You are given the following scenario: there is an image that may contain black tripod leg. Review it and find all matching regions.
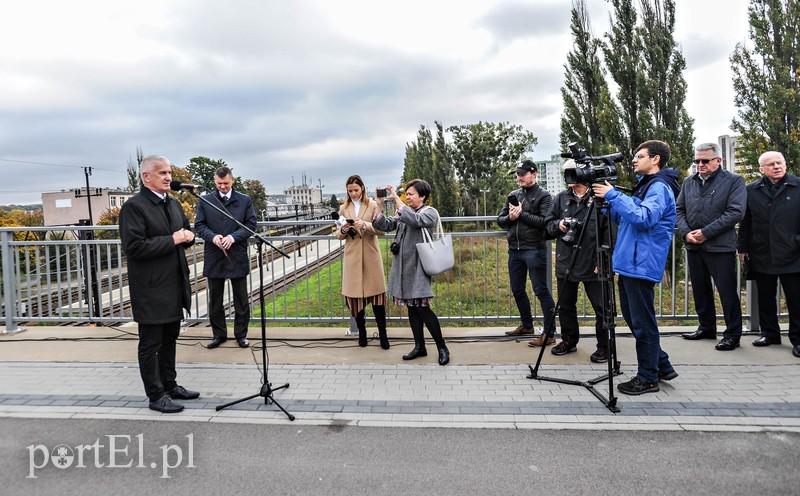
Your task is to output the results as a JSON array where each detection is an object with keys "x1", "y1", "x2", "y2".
[{"x1": 216, "y1": 393, "x2": 262, "y2": 411}]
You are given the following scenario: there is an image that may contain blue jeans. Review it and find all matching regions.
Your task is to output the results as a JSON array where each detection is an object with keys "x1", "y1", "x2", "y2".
[
  {"x1": 508, "y1": 248, "x2": 555, "y2": 334},
  {"x1": 618, "y1": 275, "x2": 674, "y2": 383}
]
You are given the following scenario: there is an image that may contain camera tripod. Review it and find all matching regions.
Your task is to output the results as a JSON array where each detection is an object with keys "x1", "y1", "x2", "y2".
[{"x1": 526, "y1": 191, "x2": 621, "y2": 413}]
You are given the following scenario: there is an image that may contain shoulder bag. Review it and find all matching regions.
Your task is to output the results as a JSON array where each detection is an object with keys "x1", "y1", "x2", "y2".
[{"x1": 416, "y1": 212, "x2": 454, "y2": 276}]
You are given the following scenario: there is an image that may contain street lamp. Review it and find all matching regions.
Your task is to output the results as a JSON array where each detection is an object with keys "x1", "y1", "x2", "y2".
[{"x1": 318, "y1": 178, "x2": 325, "y2": 208}]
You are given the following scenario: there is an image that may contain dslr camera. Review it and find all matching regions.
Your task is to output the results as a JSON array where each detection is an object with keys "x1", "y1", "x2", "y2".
[
  {"x1": 562, "y1": 142, "x2": 622, "y2": 185},
  {"x1": 390, "y1": 241, "x2": 400, "y2": 255},
  {"x1": 561, "y1": 217, "x2": 583, "y2": 244}
]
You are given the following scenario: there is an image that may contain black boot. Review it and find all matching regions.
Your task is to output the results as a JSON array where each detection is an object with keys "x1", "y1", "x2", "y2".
[
  {"x1": 404, "y1": 307, "x2": 427, "y2": 359},
  {"x1": 437, "y1": 345, "x2": 450, "y2": 366},
  {"x1": 356, "y1": 310, "x2": 368, "y2": 347},
  {"x1": 374, "y1": 305, "x2": 390, "y2": 350}
]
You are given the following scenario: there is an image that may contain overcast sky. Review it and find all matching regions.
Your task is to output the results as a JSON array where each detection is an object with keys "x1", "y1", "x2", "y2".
[{"x1": 0, "y1": 0, "x2": 751, "y2": 206}]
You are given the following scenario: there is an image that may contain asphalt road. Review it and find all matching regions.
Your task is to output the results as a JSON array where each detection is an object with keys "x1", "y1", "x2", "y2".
[{"x1": 3, "y1": 418, "x2": 796, "y2": 496}]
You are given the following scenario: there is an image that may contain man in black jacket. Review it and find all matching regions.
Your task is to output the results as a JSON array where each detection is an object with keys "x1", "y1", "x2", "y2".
[
  {"x1": 120, "y1": 155, "x2": 200, "y2": 413},
  {"x1": 194, "y1": 167, "x2": 257, "y2": 349},
  {"x1": 498, "y1": 160, "x2": 556, "y2": 347},
  {"x1": 677, "y1": 143, "x2": 746, "y2": 351},
  {"x1": 545, "y1": 162, "x2": 613, "y2": 362},
  {"x1": 738, "y1": 151, "x2": 800, "y2": 358}
]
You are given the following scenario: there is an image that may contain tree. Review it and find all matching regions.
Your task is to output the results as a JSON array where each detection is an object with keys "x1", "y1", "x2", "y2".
[
  {"x1": 560, "y1": 0, "x2": 618, "y2": 157},
  {"x1": 731, "y1": 0, "x2": 800, "y2": 175},
  {"x1": 448, "y1": 121, "x2": 537, "y2": 216},
  {"x1": 169, "y1": 166, "x2": 198, "y2": 220},
  {"x1": 126, "y1": 146, "x2": 143, "y2": 191},
  {"x1": 329, "y1": 194, "x2": 339, "y2": 209},
  {"x1": 401, "y1": 122, "x2": 459, "y2": 216},
  {"x1": 186, "y1": 156, "x2": 241, "y2": 192},
  {"x1": 240, "y1": 178, "x2": 268, "y2": 220}
]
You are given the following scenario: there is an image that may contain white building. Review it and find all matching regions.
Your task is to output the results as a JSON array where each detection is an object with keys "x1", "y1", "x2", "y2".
[{"x1": 42, "y1": 188, "x2": 134, "y2": 226}]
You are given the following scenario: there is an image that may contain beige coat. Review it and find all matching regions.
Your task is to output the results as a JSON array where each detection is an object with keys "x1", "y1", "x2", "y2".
[{"x1": 336, "y1": 198, "x2": 387, "y2": 298}]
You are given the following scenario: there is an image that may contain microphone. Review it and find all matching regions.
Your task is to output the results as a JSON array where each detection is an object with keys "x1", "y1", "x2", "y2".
[{"x1": 170, "y1": 180, "x2": 201, "y2": 191}]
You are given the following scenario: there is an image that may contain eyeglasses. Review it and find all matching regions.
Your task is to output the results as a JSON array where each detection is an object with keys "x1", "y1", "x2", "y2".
[
  {"x1": 692, "y1": 157, "x2": 720, "y2": 165},
  {"x1": 634, "y1": 153, "x2": 654, "y2": 160}
]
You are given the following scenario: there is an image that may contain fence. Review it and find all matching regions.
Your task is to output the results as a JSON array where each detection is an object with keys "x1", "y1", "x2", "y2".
[{"x1": 0, "y1": 218, "x2": 778, "y2": 332}]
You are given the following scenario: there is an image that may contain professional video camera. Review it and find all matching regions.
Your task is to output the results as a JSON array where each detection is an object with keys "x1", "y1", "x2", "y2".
[
  {"x1": 561, "y1": 217, "x2": 583, "y2": 244},
  {"x1": 561, "y1": 142, "x2": 623, "y2": 185}
]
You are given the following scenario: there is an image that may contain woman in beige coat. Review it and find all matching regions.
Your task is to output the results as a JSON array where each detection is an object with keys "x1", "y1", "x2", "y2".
[{"x1": 336, "y1": 175, "x2": 389, "y2": 349}]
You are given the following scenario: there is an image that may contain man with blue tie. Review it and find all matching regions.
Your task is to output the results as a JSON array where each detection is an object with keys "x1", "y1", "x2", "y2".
[{"x1": 194, "y1": 167, "x2": 258, "y2": 349}]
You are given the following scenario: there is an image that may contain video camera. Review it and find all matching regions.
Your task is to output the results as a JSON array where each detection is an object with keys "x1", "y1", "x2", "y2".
[{"x1": 561, "y1": 142, "x2": 623, "y2": 185}]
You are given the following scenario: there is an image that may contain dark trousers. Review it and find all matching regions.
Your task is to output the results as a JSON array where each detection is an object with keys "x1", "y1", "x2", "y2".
[
  {"x1": 556, "y1": 278, "x2": 609, "y2": 350},
  {"x1": 508, "y1": 248, "x2": 556, "y2": 334},
  {"x1": 754, "y1": 272, "x2": 800, "y2": 345},
  {"x1": 208, "y1": 276, "x2": 250, "y2": 340},
  {"x1": 618, "y1": 275, "x2": 674, "y2": 383},
  {"x1": 687, "y1": 251, "x2": 742, "y2": 339},
  {"x1": 137, "y1": 321, "x2": 180, "y2": 402}
]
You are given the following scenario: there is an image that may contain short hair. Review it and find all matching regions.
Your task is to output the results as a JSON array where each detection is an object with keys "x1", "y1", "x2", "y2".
[
  {"x1": 344, "y1": 174, "x2": 367, "y2": 205},
  {"x1": 140, "y1": 155, "x2": 170, "y2": 174},
  {"x1": 695, "y1": 143, "x2": 721, "y2": 156},
  {"x1": 215, "y1": 166, "x2": 233, "y2": 179},
  {"x1": 758, "y1": 151, "x2": 785, "y2": 166},
  {"x1": 405, "y1": 179, "x2": 432, "y2": 203},
  {"x1": 636, "y1": 140, "x2": 671, "y2": 168}
]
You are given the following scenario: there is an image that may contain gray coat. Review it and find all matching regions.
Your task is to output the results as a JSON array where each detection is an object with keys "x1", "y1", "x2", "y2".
[
  {"x1": 676, "y1": 168, "x2": 746, "y2": 252},
  {"x1": 372, "y1": 205, "x2": 439, "y2": 301}
]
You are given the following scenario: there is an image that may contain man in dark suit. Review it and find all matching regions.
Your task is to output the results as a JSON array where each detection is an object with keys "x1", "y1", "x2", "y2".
[
  {"x1": 194, "y1": 166, "x2": 257, "y2": 349},
  {"x1": 738, "y1": 151, "x2": 800, "y2": 358},
  {"x1": 120, "y1": 155, "x2": 200, "y2": 414}
]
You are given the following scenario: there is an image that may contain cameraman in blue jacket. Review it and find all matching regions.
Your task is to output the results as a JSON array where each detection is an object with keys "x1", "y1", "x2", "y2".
[{"x1": 592, "y1": 140, "x2": 680, "y2": 395}]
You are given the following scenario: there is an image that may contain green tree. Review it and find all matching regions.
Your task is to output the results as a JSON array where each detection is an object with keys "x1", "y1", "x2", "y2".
[
  {"x1": 448, "y1": 121, "x2": 536, "y2": 215},
  {"x1": 186, "y1": 157, "x2": 241, "y2": 192},
  {"x1": 240, "y1": 178, "x2": 267, "y2": 220},
  {"x1": 731, "y1": 0, "x2": 800, "y2": 175},
  {"x1": 560, "y1": 0, "x2": 618, "y2": 157},
  {"x1": 401, "y1": 122, "x2": 459, "y2": 216},
  {"x1": 126, "y1": 147, "x2": 143, "y2": 192},
  {"x1": 329, "y1": 194, "x2": 339, "y2": 209}
]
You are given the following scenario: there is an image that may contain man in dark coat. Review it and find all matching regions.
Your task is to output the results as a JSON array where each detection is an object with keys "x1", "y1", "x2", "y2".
[
  {"x1": 194, "y1": 166, "x2": 257, "y2": 349},
  {"x1": 738, "y1": 151, "x2": 800, "y2": 358},
  {"x1": 677, "y1": 143, "x2": 746, "y2": 351},
  {"x1": 545, "y1": 161, "x2": 614, "y2": 363},
  {"x1": 120, "y1": 155, "x2": 199, "y2": 413}
]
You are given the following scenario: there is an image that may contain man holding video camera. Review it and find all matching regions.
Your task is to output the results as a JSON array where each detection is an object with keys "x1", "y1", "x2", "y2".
[
  {"x1": 498, "y1": 159, "x2": 556, "y2": 346},
  {"x1": 592, "y1": 140, "x2": 680, "y2": 395},
  {"x1": 545, "y1": 160, "x2": 613, "y2": 362}
]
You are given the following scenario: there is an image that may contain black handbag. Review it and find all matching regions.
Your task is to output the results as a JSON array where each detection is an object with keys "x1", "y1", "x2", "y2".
[{"x1": 742, "y1": 256, "x2": 756, "y2": 281}]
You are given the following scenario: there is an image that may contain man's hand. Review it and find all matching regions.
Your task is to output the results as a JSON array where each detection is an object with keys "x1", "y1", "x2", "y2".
[
  {"x1": 591, "y1": 181, "x2": 613, "y2": 198},
  {"x1": 559, "y1": 219, "x2": 569, "y2": 233},
  {"x1": 508, "y1": 203, "x2": 522, "y2": 221},
  {"x1": 689, "y1": 229, "x2": 706, "y2": 244},
  {"x1": 173, "y1": 229, "x2": 194, "y2": 245},
  {"x1": 739, "y1": 252, "x2": 748, "y2": 263},
  {"x1": 213, "y1": 234, "x2": 233, "y2": 249}
]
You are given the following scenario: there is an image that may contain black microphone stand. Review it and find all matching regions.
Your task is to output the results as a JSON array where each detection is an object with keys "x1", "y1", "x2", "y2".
[
  {"x1": 526, "y1": 190, "x2": 622, "y2": 413},
  {"x1": 179, "y1": 187, "x2": 295, "y2": 420}
]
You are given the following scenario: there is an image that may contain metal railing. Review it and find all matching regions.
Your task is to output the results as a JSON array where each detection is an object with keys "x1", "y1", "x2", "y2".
[{"x1": 0, "y1": 218, "x2": 779, "y2": 331}]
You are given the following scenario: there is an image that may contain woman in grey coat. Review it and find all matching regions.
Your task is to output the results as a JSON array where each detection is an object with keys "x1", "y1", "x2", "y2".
[{"x1": 373, "y1": 179, "x2": 450, "y2": 365}]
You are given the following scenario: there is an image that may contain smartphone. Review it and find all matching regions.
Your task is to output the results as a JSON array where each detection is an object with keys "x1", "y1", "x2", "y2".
[
  {"x1": 376, "y1": 188, "x2": 388, "y2": 198},
  {"x1": 346, "y1": 219, "x2": 355, "y2": 224},
  {"x1": 507, "y1": 194, "x2": 519, "y2": 207}
]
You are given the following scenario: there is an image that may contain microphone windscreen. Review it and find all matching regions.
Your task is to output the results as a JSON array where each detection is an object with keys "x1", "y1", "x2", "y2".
[{"x1": 169, "y1": 180, "x2": 183, "y2": 191}]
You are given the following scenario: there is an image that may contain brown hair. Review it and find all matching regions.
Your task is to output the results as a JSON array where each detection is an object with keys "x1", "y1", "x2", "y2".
[{"x1": 344, "y1": 174, "x2": 368, "y2": 207}]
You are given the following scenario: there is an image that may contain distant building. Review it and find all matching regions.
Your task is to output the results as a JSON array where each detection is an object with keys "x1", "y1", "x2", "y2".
[
  {"x1": 42, "y1": 188, "x2": 134, "y2": 226},
  {"x1": 283, "y1": 183, "x2": 322, "y2": 205},
  {"x1": 537, "y1": 154, "x2": 567, "y2": 195},
  {"x1": 718, "y1": 134, "x2": 737, "y2": 172}
]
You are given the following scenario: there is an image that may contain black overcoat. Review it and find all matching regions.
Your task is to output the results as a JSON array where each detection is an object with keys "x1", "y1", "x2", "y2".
[
  {"x1": 738, "y1": 174, "x2": 800, "y2": 274},
  {"x1": 120, "y1": 189, "x2": 194, "y2": 324},
  {"x1": 193, "y1": 190, "x2": 257, "y2": 279}
]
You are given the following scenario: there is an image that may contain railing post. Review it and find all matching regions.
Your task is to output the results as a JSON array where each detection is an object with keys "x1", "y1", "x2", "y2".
[
  {"x1": 1, "y1": 230, "x2": 25, "y2": 334},
  {"x1": 746, "y1": 280, "x2": 759, "y2": 333}
]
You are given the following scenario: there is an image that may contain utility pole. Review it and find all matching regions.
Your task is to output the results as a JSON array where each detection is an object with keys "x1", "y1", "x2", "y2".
[{"x1": 74, "y1": 167, "x2": 103, "y2": 320}]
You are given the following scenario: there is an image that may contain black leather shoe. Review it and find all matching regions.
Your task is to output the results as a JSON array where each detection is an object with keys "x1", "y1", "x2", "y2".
[
  {"x1": 207, "y1": 337, "x2": 227, "y2": 349},
  {"x1": 237, "y1": 338, "x2": 250, "y2": 348},
  {"x1": 149, "y1": 394, "x2": 184, "y2": 413},
  {"x1": 437, "y1": 346, "x2": 450, "y2": 366},
  {"x1": 753, "y1": 336, "x2": 781, "y2": 347},
  {"x1": 168, "y1": 385, "x2": 200, "y2": 400},
  {"x1": 793, "y1": 345, "x2": 800, "y2": 358},
  {"x1": 402, "y1": 347, "x2": 428, "y2": 360},
  {"x1": 715, "y1": 337, "x2": 740, "y2": 351},
  {"x1": 658, "y1": 370, "x2": 679, "y2": 381},
  {"x1": 681, "y1": 329, "x2": 717, "y2": 340}
]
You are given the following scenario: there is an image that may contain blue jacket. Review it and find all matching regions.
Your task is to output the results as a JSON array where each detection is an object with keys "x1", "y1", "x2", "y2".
[
  {"x1": 604, "y1": 168, "x2": 680, "y2": 283},
  {"x1": 194, "y1": 190, "x2": 257, "y2": 279}
]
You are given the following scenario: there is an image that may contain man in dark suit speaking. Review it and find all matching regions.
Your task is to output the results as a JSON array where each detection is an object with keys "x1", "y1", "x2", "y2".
[
  {"x1": 194, "y1": 166, "x2": 257, "y2": 349},
  {"x1": 120, "y1": 155, "x2": 200, "y2": 413}
]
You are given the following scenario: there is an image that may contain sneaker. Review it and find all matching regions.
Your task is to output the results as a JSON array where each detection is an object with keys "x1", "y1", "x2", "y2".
[
  {"x1": 617, "y1": 376, "x2": 659, "y2": 395},
  {"x1": 590, "y1": 349, "x2": 608, "y2": 363},
  {"x1": 658, "y1": 370, "x2": 679, "y2": 381},
  {"x1": 551, "y1": 341, "x2": 577, "y2": 356}
]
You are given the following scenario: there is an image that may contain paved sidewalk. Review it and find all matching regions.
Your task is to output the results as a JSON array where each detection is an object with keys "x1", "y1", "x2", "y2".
[{"x1": 1, "y1": 325, "x2": 799, "y2": 432}]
